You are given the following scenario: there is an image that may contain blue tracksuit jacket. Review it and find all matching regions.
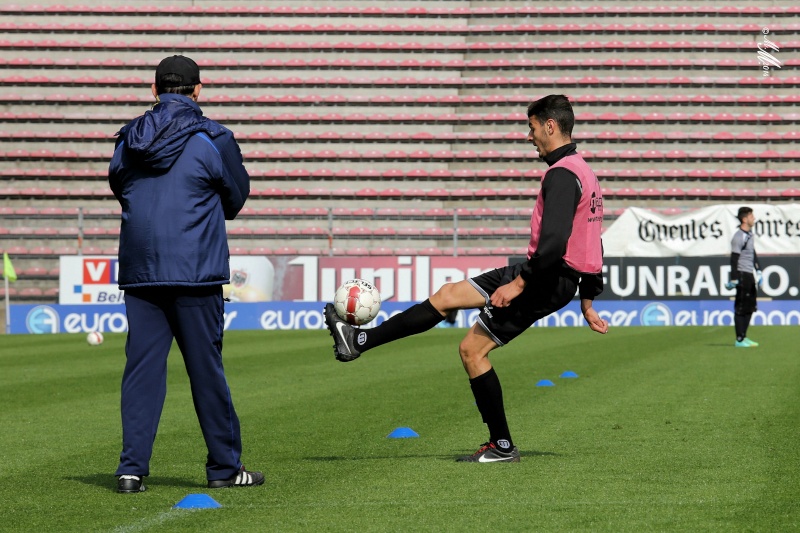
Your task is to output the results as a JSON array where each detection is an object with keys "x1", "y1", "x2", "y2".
[{"x1": 108, "y1": 93, "x2": 249, "y2": 288}]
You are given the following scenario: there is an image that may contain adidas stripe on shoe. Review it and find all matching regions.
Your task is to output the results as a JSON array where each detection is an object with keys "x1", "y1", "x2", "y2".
[
  {"x1": 456, "y1": 442, "x2": 520, "y2": 463},
  {"x1": 207, "y1": 466, "x2": 265, "y2": 489}
]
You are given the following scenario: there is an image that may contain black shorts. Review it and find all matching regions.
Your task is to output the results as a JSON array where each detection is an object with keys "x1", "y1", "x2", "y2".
[
  {"x1": 468, "y1": 263, "x2": 579, "y2": 346},
  {"x1": 734, "y1": 272, "x2": 757, "y2": 315}
]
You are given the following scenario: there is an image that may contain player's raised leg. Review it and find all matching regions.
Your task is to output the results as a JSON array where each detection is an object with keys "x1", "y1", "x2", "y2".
[{"x1": 324, "y1": 279, "x2": 485, "y2": 362}]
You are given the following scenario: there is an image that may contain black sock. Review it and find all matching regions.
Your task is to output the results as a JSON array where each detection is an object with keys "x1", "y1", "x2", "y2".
[
  {"x1": 356, "y1": 299, "x2": 444, "y2": 352},
  {"x1": 734, "y1": 313, "x2": 750, "y2": 341},
  {"x1": 469, "y1": 367, "x2": 513, "y2": 451}
]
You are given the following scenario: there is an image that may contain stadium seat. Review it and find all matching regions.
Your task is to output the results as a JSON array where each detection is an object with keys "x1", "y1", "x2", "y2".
[
  {"x1": 20, "y1": 266, "x2": 50, "y2": 278},
  {"x1": 734, "y1": 189, "x2": 758, "y2": 200},
  {"x1": 639, "y1": 188, "x2": 662, "y2": 200},
  {"x1": 466, "y1": 228, "x2": 494, "y2": 239},
  {"x1": 460, "y1": 247, "x2": 491, "y2": 256},
  {"x1": 686, "y1": 168, "x2": 711, "y2": 181},
  {"x1": 780, "y1": 170, "x2": 800, "y2": 180},
  {"x1": 416, "y1": 247, "x2": 444, "y2": 256},
  {"x1": 19, "y1": 288, "x2": 44, "y2": 298},
  {"x1": 0, "y1": 287, "x2": 17, "y2": 297},
  {"x1": 368, "y1": 247, "x2": 395, "y2": 256},
  {"x1": 246, "y1": 247, "x2": 271, "y2": 256},
  {"x1": 343, "y1": 247, "x2": 370, "y2": 256},
  {"x1": 757, "y1": 189, "x2": 782, "y2": 199},
  {"x1": 296, "y1": 247, "x2": 326, "y2": 256},
  {"x1": 300, "y1": 227, "x2": 330, "y2": 239},
  {"x1": 489, "y1": 247, "x2": 516, "y2": 256},
  {"x1": 272, "y1": 247, "x2": 299, "y2": 255},
  {"x1": 384, "y1": 246, "x2": 412, "y2": 256},
  {"x1": 3, "y1": 242, "x2": 31, "y2": 256}
]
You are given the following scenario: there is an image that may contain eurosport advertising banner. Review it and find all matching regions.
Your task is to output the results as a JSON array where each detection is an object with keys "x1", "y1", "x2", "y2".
[{"x1": 12, "y1": 299, "x2": 800, "y2": 335}]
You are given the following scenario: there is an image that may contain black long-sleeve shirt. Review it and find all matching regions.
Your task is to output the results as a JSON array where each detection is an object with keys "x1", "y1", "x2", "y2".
[{"x1": 519, "y1": 143, "x2": 604, "y2": 300}]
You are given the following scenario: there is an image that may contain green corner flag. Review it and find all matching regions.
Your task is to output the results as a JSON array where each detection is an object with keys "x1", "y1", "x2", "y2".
[{"x1": 3, "y1": 252, "x2": 17, "y2": 282}]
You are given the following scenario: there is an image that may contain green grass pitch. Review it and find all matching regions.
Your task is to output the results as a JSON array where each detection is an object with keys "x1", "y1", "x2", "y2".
[{"x1": 1, "y1": 325, "x2": 798, "y2": 532}]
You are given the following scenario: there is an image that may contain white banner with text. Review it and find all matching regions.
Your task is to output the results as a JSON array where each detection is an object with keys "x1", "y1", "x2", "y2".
[{"x1": 603, "y1": 203, "x2": 800, "y2": 257}]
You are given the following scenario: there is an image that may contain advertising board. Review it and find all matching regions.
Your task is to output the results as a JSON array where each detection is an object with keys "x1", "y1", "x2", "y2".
[{"x1": 11, "y1": 299, "x2": 800, "y2": 334}]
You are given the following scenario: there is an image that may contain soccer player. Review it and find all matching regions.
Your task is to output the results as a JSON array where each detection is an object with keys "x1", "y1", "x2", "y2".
[
  {"x1": 109, "y1": 55, "x2": 262, "y2": 492},
  {"x1": 726, "y1": 207, "x2": 762, "y2": 347},
  {"x1": 325, "y1": 95, "x2": 609, "y2": 463}
]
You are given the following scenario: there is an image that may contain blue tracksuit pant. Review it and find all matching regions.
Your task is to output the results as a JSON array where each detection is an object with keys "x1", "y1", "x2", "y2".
[{"x1": 115, "y1": 285, "x2": 242, "y2": 481}]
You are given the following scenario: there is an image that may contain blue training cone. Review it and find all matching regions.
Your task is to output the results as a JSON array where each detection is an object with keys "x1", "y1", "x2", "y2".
[
  {"x1": 173, "y1": 494, "x2": 222, "y2": 509},
  {"x1": 560, "y1": 371, "x2": 579, "y2": 378},
  {"x1": 387, "y1": 427, "x2": 419, "y2": 438},
  {"x1": 536, "y1": 379, "x2": 555, "y2": 387}
]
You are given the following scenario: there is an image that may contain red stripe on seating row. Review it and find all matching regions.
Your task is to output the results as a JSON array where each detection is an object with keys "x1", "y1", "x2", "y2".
[
  {"x1": 4, "y1": 168, "x2": 799, "y2": 182},
  {"x1": 1, "y1": 40, "x2": 797, "y2": 54},
  {"x1": 1, "y1": 149, "x2": 799, "y2": 162},
  {"x1": 1, "y1": 21, "x2": 797, "y2": 35},
  {"x1": 4, "y1": 57, "x2": 795, "y2": 71},
  {"x1": 2, "y1": 93, "x2": 798, "y2": 107},
  {"x1": 2, "y1": 131, "x2": 800, "y2": 145},
  {"x1": 1, "y1": 5, "x2": 797, "y2": 17},
  {"x1": 3, "y1": 188, "x2": 799, "y2": 201},
  {"x1": 0, "y1": 75, "x2": 795, "y2": 89},
  {"x1": 1, "y1": 111, "x2": 798, "y2": 124}
]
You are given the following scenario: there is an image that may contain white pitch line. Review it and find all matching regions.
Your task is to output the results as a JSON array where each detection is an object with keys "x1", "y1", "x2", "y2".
[{"x1": 112, "y1": 509, "x2": 197, "y2": 533}]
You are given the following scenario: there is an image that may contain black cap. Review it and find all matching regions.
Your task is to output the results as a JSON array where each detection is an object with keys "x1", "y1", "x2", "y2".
[{"x1": 155, "y1": 55, "x2": 201, "y2": 89}]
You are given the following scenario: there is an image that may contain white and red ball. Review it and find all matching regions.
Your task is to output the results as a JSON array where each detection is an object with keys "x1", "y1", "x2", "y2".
[
  {"x1": 86, "y1": 331, "x2": 104, "y2": 346},
  {"x1": 333, "y1": 279, "x2": 381, "y2": 326}
]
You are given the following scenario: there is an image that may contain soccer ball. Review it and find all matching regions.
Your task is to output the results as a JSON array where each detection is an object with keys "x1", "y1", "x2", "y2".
[
  {"x1": 334, "y1": 279, "x2": 381, "y2": 326},
  {"x1": 86, "y1": 331, "x2": 104, "y2": 346}
]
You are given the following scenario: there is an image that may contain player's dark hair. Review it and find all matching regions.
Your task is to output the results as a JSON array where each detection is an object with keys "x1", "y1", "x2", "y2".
[
  {"x1": 156, "y1": 74, "x2": 196, "y2": 96},
  {"x1": 737, "y1": 206, "x2": 753, "y2": 222},
  {"x1": 527, "y1": 95, "x2": 574, "y2": 138}
]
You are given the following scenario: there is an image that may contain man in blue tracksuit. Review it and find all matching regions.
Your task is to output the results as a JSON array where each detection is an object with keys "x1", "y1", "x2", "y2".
[{"x1": 109, "y1": 55, "x2": 262, "y2": 493}]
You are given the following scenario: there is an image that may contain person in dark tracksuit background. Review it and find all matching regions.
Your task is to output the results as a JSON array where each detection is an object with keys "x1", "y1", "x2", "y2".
[{"x1": 109, "y1": 55, "x2": 262, "y2": 493}]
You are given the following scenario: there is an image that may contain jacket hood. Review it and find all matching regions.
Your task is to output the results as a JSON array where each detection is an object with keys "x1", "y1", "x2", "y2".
[{"x1": 117, "y1": 93, "x2": 224, "y2": 170}]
